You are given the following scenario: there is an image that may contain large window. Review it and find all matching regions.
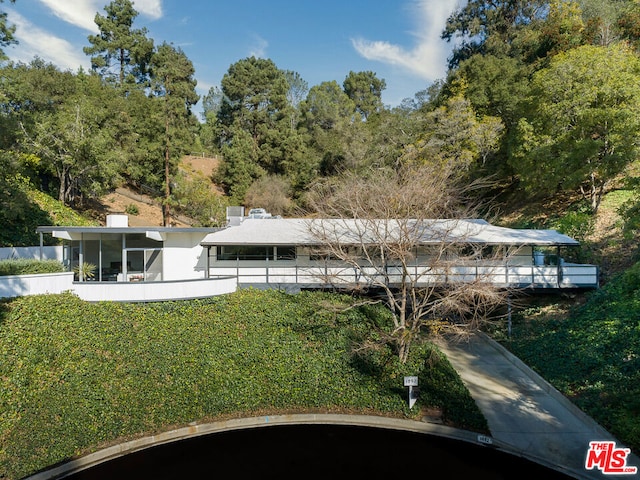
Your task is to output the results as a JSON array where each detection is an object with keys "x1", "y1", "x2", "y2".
[
  {"x1": 101, "y1": 234, "x2": 124, "y2": 281},
  {"x1": 216, "y1": 245, "x2": 297, "y2": 261},
  {"x1": 70, "y1": 232, "x2": 163, "y2": 282},
  {"x1": 218, "y1": 245, "x2": 270, "y2": 261},
  {"x1": 125, "y1": 249, "x2": 162, "y2": 281},
  {"x1": 276, "y1": 246, "x2": 296, "y2": 260}
]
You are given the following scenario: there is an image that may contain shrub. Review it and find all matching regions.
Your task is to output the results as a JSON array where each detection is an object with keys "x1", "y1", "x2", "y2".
[
  {"x1": 550, "y1": 210, "x2": 594, "y2": 242},
  {"x1": 0, "y1": 258, "x2": 64, "y2": 276},
  {"x1": 125, "y1": 203, "x2": 139, "y2": 216}
]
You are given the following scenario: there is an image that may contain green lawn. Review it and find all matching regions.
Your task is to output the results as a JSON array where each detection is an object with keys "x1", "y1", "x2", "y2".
[
  {"x1": 491, "y1": 261, "x2": 640, "y2": 454},
  {"x1": 0, "y1": 289, "x2": 485, "y2": 480}
]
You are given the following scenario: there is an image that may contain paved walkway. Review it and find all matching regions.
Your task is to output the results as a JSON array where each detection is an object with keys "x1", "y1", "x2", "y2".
[{"x1": 438, "y1": 333, "x2": 640, "y2": 480}]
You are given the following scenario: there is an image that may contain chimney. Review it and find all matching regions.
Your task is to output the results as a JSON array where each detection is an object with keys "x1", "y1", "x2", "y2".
[{"x1": 106, "y1": 214, "x2": 129, "y2": 227}]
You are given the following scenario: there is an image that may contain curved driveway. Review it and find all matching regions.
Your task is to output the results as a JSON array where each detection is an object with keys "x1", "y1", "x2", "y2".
[{"x1": 438, "y1": 332, "x2": 640, "y2": 480}]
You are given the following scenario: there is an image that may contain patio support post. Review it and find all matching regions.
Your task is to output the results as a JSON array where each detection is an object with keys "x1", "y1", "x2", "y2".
[
  {"x1": 532, "y1": 259, "x2": 535, "y2": 287},
  {"x1": 79, "y1": 233, "x2": 84, "y2": 282},
  {"x1": 556, "y1": 245, "x2": 561, "y2": 288},
  {"x1": 39, "y1": 232, "x2": 43, "y2": 261},
  {"x1": 205, "y1": 246, "x2": 210, "y2": 279},
  {"x1": 121, "y1": 234, "x2": 126, "y2": 282},
  {"x1": 507, "y1": 294, "x2": 512, "y2": 339},
  {"x1": 98, "y1": 235, "x2": 102, "y2": 282},
  {"x1": 505, "y1": 260, "x2": 509, "y2": 286}
]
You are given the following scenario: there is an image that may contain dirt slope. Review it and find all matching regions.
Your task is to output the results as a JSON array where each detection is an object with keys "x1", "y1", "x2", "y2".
[{"x1": 94, "y1": 155, "x2": 221, "y2": 227}]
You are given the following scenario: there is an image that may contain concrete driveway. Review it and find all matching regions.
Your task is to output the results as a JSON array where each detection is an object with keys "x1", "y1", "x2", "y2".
[{"x1": 438, "y1": 333, "x2": 640, "y2": 480}]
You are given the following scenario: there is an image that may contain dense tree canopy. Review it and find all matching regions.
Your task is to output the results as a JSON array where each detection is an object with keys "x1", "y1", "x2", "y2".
[
  {"x1": 442, "y1": 0, "x2": 548, "y2": 66},
  {"x1": 19, "y1": 71, "x2": 126, "y2": 205},
  {"x1": 513, "y1": 43, "x2": 640, "y2": 212},
  {"x1": 0, "y1": 0, "x2": 639, "y2": 233}
]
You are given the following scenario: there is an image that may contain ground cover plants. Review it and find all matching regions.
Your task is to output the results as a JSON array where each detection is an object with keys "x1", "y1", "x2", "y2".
[
  {"x1": 492, "y1": 261, "x2": 640, "y2": 453},
  {"x1": 0, "y1": 289, "x2": 486, "y2": 480}
]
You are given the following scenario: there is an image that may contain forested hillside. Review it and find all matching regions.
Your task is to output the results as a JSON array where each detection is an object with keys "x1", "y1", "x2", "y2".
[{"x1": 0, "y1": 0, "x2": 639, "y2": 255}]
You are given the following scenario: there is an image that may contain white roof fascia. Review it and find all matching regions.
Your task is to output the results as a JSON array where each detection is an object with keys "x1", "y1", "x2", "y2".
[
  {"x1": 51, "y1": 230, "x2": 75, "y2": 241},
  {"x1": 145, "y1": 231, "x2": 165, "y2": 242}
]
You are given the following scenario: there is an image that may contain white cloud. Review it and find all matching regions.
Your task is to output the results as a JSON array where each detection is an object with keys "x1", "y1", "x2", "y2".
[
  {"x1": 132, "y1": 0, "x2": 163, "y2": 20},
  {"x1": 6, "y1": 10, "x2": 89, "y2": 71},
  {"x1": 38, "y1": 0, "x2": 101, "y2": 33},
  {"x1": 35, "y1": 0, "x2": 163, "y2": 33},
  {"x1": 248, "y1": 34, "x2": 268, "y2": 58},
  {"x1": 351, "y1": 0, "x2": 459, "y2": 81}
]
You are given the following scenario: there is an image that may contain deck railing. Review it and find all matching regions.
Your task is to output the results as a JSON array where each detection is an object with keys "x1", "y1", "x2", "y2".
[{"x1": 208, "y1": 262, "x2": 599, "y2": 289}]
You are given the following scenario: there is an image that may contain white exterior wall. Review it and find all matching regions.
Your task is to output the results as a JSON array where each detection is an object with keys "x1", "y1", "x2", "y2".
[
  {"x1": 73, "y1": 277, "x2": 237, "y2": 302},
  {"x1": 0, "y1": 273, "x2": 236, "y2": 301},
  {"x1": 162, "y1": 232, "x2": 210, "y2": 281},
  {"x1": 0, "y1": 272, "x2": 74, "y2": 298},
  {"x1": 0, "y1": 246, "x2": 64, "y2": 261}
]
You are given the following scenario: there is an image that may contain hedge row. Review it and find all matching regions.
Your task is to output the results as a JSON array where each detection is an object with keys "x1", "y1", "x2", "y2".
[
  {"x1": 0, "y1": 258, "x2": 64, "y2": 276},
  {"x1": 0, "y1": 289, "x2": 486, "y2": 479}
]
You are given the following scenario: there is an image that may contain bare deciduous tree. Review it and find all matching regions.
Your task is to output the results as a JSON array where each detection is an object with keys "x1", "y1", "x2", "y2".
[{"x1": 305, "y1": 165, "x2": 511, "y2": 363}]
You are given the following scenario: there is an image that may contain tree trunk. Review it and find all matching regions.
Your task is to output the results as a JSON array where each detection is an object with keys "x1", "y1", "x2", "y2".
[
  {"x1": 163, "y1": 115, "x2": 171, "y2": 227},
  {"x1": 120, "y1": 48, "x2": 125, "y2": 86}
]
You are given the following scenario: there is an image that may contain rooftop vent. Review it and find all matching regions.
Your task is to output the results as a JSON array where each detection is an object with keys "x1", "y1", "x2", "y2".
[{"x1": 226, "y1": 206, "x2": 245, "y2": 226}]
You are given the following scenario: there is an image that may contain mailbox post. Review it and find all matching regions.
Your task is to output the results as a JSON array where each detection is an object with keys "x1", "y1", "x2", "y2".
[{"x1": 404, "y1": 376, "x2": 419, "y2": 409}]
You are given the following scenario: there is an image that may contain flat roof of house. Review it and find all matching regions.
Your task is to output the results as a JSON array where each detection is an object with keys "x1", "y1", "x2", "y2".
[
  {"x1": 36, "y1": 226, "x2": 220, "y2": 234},
  {"x1": 199, "y1": 218, "x2": 580, "y2": 247}
]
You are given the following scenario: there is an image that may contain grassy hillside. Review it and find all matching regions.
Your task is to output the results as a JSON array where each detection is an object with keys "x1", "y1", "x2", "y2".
[{"x1": 0, "y1": 290, "x2": 485, "y2": 480}]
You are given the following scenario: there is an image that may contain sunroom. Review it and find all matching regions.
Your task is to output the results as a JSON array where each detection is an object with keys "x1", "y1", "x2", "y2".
[{"x1": 36, "y1": 214, "x2": 218, "y2": 283}]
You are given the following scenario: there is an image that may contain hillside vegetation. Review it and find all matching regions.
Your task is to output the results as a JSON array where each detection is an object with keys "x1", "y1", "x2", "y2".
[
  {"x1": 0, "y1": 290, "x2": 485, "y2": 480},
  {"x1": 0, "y1": 176, "x2": 97, "y2": 247}
]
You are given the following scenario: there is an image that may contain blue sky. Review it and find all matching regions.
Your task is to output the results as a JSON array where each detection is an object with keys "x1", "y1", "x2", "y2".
[{"x1": 5, "y1": 0, "x2": 461, "y2": 114}]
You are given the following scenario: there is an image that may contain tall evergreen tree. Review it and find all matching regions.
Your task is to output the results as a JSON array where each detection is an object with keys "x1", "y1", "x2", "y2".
[
  {"x1": 442, "y1": 0, "x2": 548, "y2": 66},
  {"x1": 299, "y1": 80, "x2": 356, "y2": 174},
  {"x1": 214, "y1": 57, "x2": 311, "y2": 203},
  {"x1": 84, "y1": 0, "x2": 154, "y2": 87},
  {"x1": 150, "y1": 42, "x2": 199, "y2": 226},
  {"x1": 0, "y1": 0, "x2": 16, "y2": 60},
  {"x1": 342, "y1": 70, "x2": 386, "y2": 121}
]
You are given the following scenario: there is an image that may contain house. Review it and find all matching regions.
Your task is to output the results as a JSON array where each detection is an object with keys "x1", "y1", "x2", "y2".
[
  {"x1": 200, "y1": 209, "x2": 599, "y2": 291},
  {"x1": 30, "y1": 210, "x2": 598, "y2": 301}
]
